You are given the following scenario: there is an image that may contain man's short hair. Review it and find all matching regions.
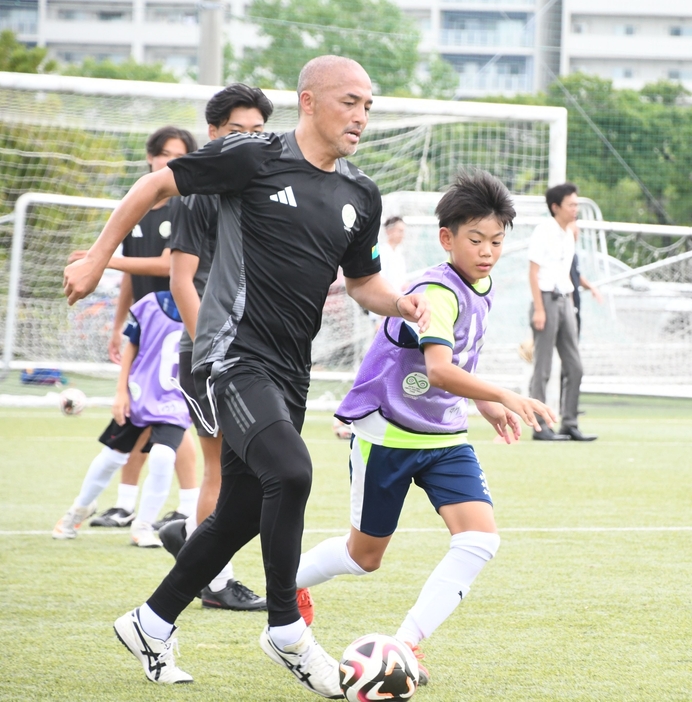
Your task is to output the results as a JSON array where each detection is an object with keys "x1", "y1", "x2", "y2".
[
  {"x1": 383, "y1": 216, "x2": 404, "y2": 230},
  {"x1": 435, "y1": 170, "x2": 515, "y2": 232},
  {"x1": 146, "y1": 126, "x2": 197, "y2": 157},
  {"x1": 546, "y1": 182, "x2": 578, "y2": 217},
  {"x1": 205, "y1": 83, "x2": 274, "y2": 127}
]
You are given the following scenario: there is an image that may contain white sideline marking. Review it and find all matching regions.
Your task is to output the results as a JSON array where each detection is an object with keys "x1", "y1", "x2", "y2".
[{"x1": 3, "y1": 526, "x2": 692, "y2": 537}]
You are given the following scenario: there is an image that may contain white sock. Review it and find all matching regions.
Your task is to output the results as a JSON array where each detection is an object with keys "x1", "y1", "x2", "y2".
[
  {"x1": 208, "y1": 562, "x2": 235, "y2": 592},
  {"x1": 177, "y1": 488, "x2": 199, "y2": 518},
  {"x1": 138, "y1": 603, "x2": 174, "y2": 641},
  {"x1": 136, "y1": 444, "x2": 176, "y2": 524},
  {"x1": 296, "y1": 534, "x2": 367, "y2": 588},
  {"x1": 75, "y1": 447, "x2": 129, "y2": 508},
  {"x1": 116, "y1": 483, "x2": 139, "y2": 513},
  {"x1": 184, "y1": 513, "x2": 198, "y2": 538},
  {"x1": 269, "y1": 618, "x2": 307, "y2": 649},
  {"x1": 396, "y1": 531, "x2": 500, "y2": 644}
]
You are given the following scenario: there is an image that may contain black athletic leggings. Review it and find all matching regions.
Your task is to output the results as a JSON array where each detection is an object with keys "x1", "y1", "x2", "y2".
[{"x1": 147, "y1": 419, "x2": 313, "y2": 627}]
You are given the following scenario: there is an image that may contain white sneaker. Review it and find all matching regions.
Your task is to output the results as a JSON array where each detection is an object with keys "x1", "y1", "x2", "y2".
[
  {"x1": 52, "y1": 501, "x2": 97, "y2": 540},
  {"x1": 130, "y1": 520, "x2": 162, "y2": 548},
  {"x1": 259, "y1": 625, "x2": 344, "y2": 699},
  {"x1": 114, "y1": 608, "x2": 192, "y2": 684}
]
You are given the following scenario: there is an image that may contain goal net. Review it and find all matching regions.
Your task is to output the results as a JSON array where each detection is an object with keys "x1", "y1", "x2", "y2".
[
  {"x1": 380, "y1": 191, "x2": 692, "y2": 398},
  {"x1": 0, "y1": 72, "x2": 566, "y2": 404}
]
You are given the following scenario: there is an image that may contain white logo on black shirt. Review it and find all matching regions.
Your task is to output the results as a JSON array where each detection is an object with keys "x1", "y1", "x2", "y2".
[
  {"x1": 131, "y1": 225, "x2": 143, "y2": 238},
  {"x1": 270, "y1": 186, "x2": 297, "y2": 208},
  {"x1": 159, "y1": 221, "x2": 171, "y2": 238}
]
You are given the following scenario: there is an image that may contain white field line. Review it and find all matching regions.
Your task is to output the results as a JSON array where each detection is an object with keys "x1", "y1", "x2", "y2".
[{"x1": 3, "y1": 526, "x2": 692, "y2": 537}]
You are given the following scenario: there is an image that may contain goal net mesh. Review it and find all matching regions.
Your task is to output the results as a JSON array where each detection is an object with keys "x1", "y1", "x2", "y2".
[{"x1": 0, "y1": 76, "x2": 560, "y2": 398}]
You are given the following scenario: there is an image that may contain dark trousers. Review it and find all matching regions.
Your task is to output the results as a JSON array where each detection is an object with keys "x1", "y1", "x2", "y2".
[
  {"x1": 147, "y1": 365, "x2": 312, "y2": 628},
  {"x1": 530, "y1": 292, "x2": 583, "y2": 429}
]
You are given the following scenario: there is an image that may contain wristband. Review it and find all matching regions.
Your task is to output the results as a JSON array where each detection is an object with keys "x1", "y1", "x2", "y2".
[{"x1": 395, "y1": 296, "x2": 403, "y2": 315}]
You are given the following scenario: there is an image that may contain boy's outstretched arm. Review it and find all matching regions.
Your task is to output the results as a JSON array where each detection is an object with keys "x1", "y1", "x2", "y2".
[
  {"x1": 423, "y1": 343, "x2": 555, "y2": 432},
  {"x1": 113, "y1": 342, "x2": 138, "y2": 426}
]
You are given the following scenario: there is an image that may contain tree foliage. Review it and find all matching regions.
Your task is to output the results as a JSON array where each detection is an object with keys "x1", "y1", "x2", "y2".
[
  {"x1": 235, "y1": 0, "x2": 420, "y2": 95},
  {"x1": 61, "y1": 57, "x2": 178, "y2": 83},
  {"x1": 486, "y1": 73, "x2": 692, "y2": 226},
  {"x1": 0, "y1": 29, "x2": 56, "y2": 73}
]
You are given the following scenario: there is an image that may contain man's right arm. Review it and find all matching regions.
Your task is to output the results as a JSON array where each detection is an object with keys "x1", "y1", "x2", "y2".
[
  {"x1": 63, "y1": 167, "x2": 179, "y2": 305},
  {"x1": 170, "y1": 251, "x2": 201, "y2": 341}
]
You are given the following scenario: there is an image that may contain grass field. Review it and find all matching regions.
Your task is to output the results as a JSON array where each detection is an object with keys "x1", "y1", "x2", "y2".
[{"x1": 1, "y1": 395, "x2": 691, "y2": 701}]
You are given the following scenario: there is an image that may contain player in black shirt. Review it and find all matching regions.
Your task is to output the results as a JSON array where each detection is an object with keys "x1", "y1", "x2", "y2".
[
  {"x1": 65, "y1": 56, "x2": 430, "y2": 697},
  {"x1": 165, "y1": 84, "x2": 273, "y2": 611}
]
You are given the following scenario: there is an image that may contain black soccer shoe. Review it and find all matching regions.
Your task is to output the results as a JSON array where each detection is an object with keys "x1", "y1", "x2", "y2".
[
  {"x1": 90, "y1": 507, "x2": 135, "y2": 527},
  {"x1": 201, "y1": 580, "x2": 267, "y2": 611},
  {"x1": 152, "y1": 511, "x2": 187, "y2": 531},
  {"x1": 158, "y1": 519, "x2": 187, "y2": 559}
]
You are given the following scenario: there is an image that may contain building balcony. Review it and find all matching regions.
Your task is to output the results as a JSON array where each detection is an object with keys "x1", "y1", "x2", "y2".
[
  {"x1": 440, "y1": 27, "x2": 533, "y2": 48},
  {"x1": 455, "y1": 71, "x2": 532, "y2": 95},
  {"x1": 567, "y1": 33, "x2": 692, "y2": 61}
]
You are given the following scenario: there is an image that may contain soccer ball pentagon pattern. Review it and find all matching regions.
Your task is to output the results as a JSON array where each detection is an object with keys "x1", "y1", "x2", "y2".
[
  {"x1": 340, "y1": 633, "x2": 419, "y2": 701},
  {"x1": 59, "y1": 388, "x2": 87, "y2": 416},
  {"x1": 332, "y1": 417, "x2": 353, "y2": 440}
]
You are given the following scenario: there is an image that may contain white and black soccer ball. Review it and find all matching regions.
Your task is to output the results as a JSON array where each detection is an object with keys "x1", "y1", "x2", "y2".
[
  {"x1": 332, "y1": 418, "x2": 353, "y2": 441},
  {"x1": 340, "y1": 633, "x2": 419, "y2": 702},
  {"x1": 59, "y1": 388, "x2": 87, "y2": 416}
]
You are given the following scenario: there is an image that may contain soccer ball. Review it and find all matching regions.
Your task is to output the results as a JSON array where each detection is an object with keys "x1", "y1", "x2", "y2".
[
  {"x1": 332, "y1": 418, "x2": 353, "y2": 440},
  {"x1": 59, "y1": 388, "x2": 87, "y2": 416},
  {"x1": 340, "y1": 633, "x2": 419, "y2": 701}
]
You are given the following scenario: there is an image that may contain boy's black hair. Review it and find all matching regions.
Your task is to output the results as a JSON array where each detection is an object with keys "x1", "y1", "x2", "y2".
[
  {"x1": 146, "y1": 126, "x2": 197, "y2": 157},
  {"x1": 435, "y1": 170, "x2": 515, "y2": 232},
  {"x1": 546, "y1": 182, "x2": 578, "y2": 217},
  {"x1": 383, "y1": 216, "x2": 404, "y2": 230},
  {"x1": 205, "y1": 83, "x2": 274, "y2": 127}
]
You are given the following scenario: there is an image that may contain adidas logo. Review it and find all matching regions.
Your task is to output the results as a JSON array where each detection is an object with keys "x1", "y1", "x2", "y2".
[{"x1": 270, "y1": 186, "x2": 297, "y2": 207}]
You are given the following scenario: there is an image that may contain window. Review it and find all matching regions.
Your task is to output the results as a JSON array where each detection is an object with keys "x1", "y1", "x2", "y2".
[
  {"x1": 670, "y1": 26, "x2": 682, "y2": 36},
  {"x1": 669, "y1": 70, "x2": 680, "y2": 80},
  {"x1": 614, "y1": 24, "x2": 635, "y2": 36},
  {"x1": 572, "y1": 23, "x2": 584, "y2": 34},
  {"x1": 99, "y1": 11, "x2": 125, "y2": 21}
]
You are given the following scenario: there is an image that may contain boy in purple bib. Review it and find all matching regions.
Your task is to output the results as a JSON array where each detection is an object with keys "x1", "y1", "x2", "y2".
[
  {"x1": 296, "y1": 171, "x2": 555, "y2": 684},
  {"x1": 53, "y1": 291, "x2": 191, "y2": 547}
]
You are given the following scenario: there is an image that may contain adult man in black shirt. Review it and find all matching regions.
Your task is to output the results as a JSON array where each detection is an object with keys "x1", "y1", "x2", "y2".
[{"x1": 64, "y1": 55, "x2": 429, "y2": 697}]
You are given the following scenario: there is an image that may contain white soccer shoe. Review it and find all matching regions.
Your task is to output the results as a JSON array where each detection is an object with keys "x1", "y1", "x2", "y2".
[
  {"x1": 259, "y1": 625, "x2": 344, "y2": 699},
  {"x1": 113, "y1": 608, "x2": 193, "y2": 684},
  {"x1": 130, "y1": 520, "x2": 162, "y2": 548},
  {"x1": 52, "y1": 501, "x2": 97, "y2": 540}
]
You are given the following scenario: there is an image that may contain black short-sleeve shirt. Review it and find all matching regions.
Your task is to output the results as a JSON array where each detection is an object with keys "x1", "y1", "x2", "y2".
[
  {"x1": 121, "y1": 199, "x2": 179, "y2": 301},
  {"x1": 168, "y1": 130, "x2": 382, "y2": 380}
]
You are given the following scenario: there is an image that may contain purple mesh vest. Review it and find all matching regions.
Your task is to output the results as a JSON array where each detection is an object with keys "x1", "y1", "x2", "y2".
[
  {"x1": 128, "y1": 293, "x2": 191, "y2": 429},
  {"x1": 337, "y1": 262, "x2": 493, "y2": 435}
]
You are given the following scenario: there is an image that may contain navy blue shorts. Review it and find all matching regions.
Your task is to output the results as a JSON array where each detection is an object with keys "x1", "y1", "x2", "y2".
[{"x1": 349, "y1": 439, "x2": 493, "y2": 537}]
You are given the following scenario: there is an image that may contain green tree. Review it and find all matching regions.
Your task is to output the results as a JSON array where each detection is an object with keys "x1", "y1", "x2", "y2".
[
  {"x1": 418, "y1": 54, "x2": 458, "y2": 100},
  {"x1": 238, "y1": 0, "x2": 420, "y2": 95},
  {"x1": 0, "y1": 29, "x2": 56, "y2": 73},
  {"x1": 61, "y1": 56, "x2": 178, "y2": 83}
]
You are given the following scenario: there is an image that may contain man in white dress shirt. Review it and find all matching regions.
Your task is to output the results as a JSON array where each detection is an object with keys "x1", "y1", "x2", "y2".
[{"x1": 528, "y1": 183, "x2": 597, "y2": 442}]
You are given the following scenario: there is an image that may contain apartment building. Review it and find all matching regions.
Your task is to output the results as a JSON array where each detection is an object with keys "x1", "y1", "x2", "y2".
[
  {"x1": 398, "y1": 0, "x2": 562, "y2": 97},
  {"x1": 6, "y1": 0, "x2": 692, "y2": 97},
  {"x1": 562, "y1": 0, "x2": 692, "y2": 90},
  {"x1": 5, "y1": 0, "x2": 260, "y2": 76}
]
